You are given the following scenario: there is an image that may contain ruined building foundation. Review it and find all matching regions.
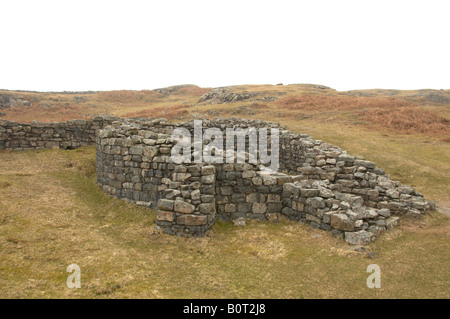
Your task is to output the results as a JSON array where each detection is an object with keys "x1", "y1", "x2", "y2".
[
  {"x1": 93, "y1": 117, "x2": 435, "y2": 245},
  {"x1": 0, "y1": 116, "x2": 435, "y2": 245}
]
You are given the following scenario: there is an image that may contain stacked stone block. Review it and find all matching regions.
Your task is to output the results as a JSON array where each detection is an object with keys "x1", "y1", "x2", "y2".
[
  {"x1": 278, "y1": 131, "x2": 435, "y2": 215},
  {"x1": 96, "y1": 122, "x2": 176, "y2": 208},
  {"x1": 0, "y1": 115, "x2": 119, "y2": 150},
  {"x1": 216, "y1": 166, "x2": 293, "y2": 222},
  {"x1": 156, "y1": 164, "x2": 217, "y2": 236},
  {"x1": 95, "y1": 118, "x2": 435, "y2": 243},
  {"x1": 280, "y1": 180, "x2": 424, "y2": 245}
]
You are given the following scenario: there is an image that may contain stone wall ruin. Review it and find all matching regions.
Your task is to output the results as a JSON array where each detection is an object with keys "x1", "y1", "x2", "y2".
[
  {"x1": 0, "y1": 115, "x2": 435, "y2": 245},
  {"x1": 95, "y1": 117, "x2": 435, "y2": 245},
  {"x1": 0, "y1": 116, "x2": 119, "y2": 150}
]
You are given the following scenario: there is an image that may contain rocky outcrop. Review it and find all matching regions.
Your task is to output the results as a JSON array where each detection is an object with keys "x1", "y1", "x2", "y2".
[
  {"x1": 0, "y1": 94, "x2": 32, "y2": 110},
  {"x1": 198, "y1": 88, "x2": 256, "y2": 104},
  {"x1": 423, "y1": 93, "x2": 450, "y2": 104}
]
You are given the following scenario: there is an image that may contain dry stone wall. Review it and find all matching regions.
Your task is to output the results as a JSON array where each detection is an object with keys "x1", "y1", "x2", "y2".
[
  {"x1": 95, "y1": 117, "x2": 435, "y2": 243},
  {"x1": 0, "y1": 115, "x2": 119, "y2": 150}
]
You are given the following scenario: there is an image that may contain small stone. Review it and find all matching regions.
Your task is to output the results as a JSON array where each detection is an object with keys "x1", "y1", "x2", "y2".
[
  {"x1": 350, "y1": 196, "x2": 364, "y2": 208},
  {"x1": 306, "y1": 214, "x2": 321, "y2": 224},
  {"x1": 143, "y1": 138, "x2": 156, "y2": 145},
  {"x1": 406, "y1": 208, "x2": 422, "y2": 218},
  {"x1": 222, "y1": 164, "x2": 234, "y2": 172},
  {"x1": 263, "y1": 176, "x2": 277, "y2": 186},
  {"x1": 368, "y1": 225, "x2": 385, "y2": 236},
  {"x1": 354, "y1": 160, "x2": 376, "y2": 169},
  {"x1": 233, "y1": 218, "x2": 246, "y2": 226},
  {"x1": 366, "y1": 209, "x2": 378, "y2": 219},
  {"x1": 201, "y1": 195, "x2": 214, "y2": 203},
  {"x1": 201, "y1": 175, "x2": 215, "y2": 184},
  {"x1": 316, "y1": 159, "x2": 326, "y2": 166},
  {"x1": 174, "y1": 165, "x2": 187, "y2": 173},
  {"x1": 157, "y1": 210, "x2": 174, "y2": 222},
  {"x1": 238, "y1": 203, "x2": 252, "y2": 213},
  {"x1": 221, "y1": 187, "x2": 233, "y2": 196},
  {"x1": 176, "y1": 215, "x2": 207, "y2": 226},
  {"x1": 224, "y1": 203, "x2": 237, "y2": 213},
  {"x1": 386, "y1": 189, "x2": 400, "y2": 199},
  {"x1": 319, "y1": 188, "x2": 334, "y2": 198},
  {"x1": 277, "y1": 176, "x2": 293, "y2": 185},
  {"x1": 344, "y1": 230, "x2": 374, "y2": 245},
  {"x1": 300, "y1": 166, "x2": 323, "y2": 175},
  {"x1": 306, "y1": 197, "x2": 326, "y2": 209},
  {"x1": 191, "y1": 189, "x2": 201, "y2": 200},
  {"x1": 242, "y1": 170, "x2": 256, "y2": 178},
  {"x1": 252, "y1": 177, "x2": 263, "y2": 186},
  {"x1": 301, "y1": 189, "x2": 320, "y2": 197},
  {"x1": 354, "y1": 172, "x2": 366, "y2": 180},
  {"x1": 367, "y1": 189, "x2": 379, "y2": 197},
  {"x1": 340, "y1": 201, "x2": 351, "y2": 210},
  {"x1": 377, "y1": 208, "x2": 391, "y2": 217},
  {"x1": 156, "y1": 138, "x2": 166, "y2": 144},
  {"x1": 252, "y1": 202, "x2": 267, "y2": 214},
  {"x1": 397, "y1": 185, "x2": 413, "y2": 195},
  {"x1": 157, "y1": 199, "x2": 174, "y2": 211},
  {"x1": 201, "y1": 165, "x2": 215, "y2": 175},
  {"x1": 266, "y1": 213, "x2": 279, "y2": 222},
  {"x1": 365, "y1": 251, "x2": 379, "y2": 259},
  {"x1": 174, "y1": 200, "x2": 195, "y2": 214},
  {"x1": 385, "y1": 216, "x2": 400, "y2": 230},
  {"x1": 346, "y1": 210, "x2": 359, "y2": 221},
  {"x1": 331, "y1": 213, "x2": 354, "y2": 231},
  {"x1": 198, "y1": 203, "x2": 214, "y2": 214},
  {"x1": 143, "y1": 146, "x2": 158, "y2": 157},
  {"x1": 267, "y1": 194, "x2": 281, "y2": 203},
  {"x1": 129, "y1": 145, "x2": 143, "y2": 155}
]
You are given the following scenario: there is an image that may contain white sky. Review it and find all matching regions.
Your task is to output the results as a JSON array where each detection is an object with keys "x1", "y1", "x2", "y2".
[{"x1": 0, "y1": 0, "x2": 449, "y2": 92}]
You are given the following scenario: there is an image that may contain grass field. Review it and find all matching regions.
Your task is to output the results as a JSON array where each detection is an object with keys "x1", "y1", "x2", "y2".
[
  {"x1": 0, "y1": 84, "x2": 449, "y2": 298},
  {"x1": 0, "y1": 147, "x2": 448, "y2": 298}
]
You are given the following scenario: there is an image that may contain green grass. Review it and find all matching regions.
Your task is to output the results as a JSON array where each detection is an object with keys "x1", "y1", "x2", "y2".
[{"x1": 0, "y1": 147, "x2": 449, "y2": 298}]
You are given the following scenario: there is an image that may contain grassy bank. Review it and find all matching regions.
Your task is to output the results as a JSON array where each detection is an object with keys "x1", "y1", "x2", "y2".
[{"x1": 0, "y1": 147, "x2": 448, "y2": 298}]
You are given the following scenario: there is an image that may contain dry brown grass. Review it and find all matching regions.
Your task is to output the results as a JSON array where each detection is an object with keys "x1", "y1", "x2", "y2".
[
  {"x1": 276, "y1": 94, "x2": 413, "y2": 111},
  {"x1": 2, "y1": 104, "x2": 91, "y2": 123},
  {"x1": 1, "y1": 109, "x2": 450, "y2": 298},
  {"x1": 0, "y1": 146, "x2": 448, "y2": 299},
  {"x1": 177, "y1": 86, "x2": 211, "y2": 97},
  {"x1": 249, "y1": 102, "x2": 269, "y2": 109},
  {"x1": 97, "y1": 90, "x2": 160, "y2": 103},
  {"x1": 123, "y1": 104, "x2": 192, "y2": 120},
  {"x1": 359, "y1": 107, "x2": 450, "y2": 136},
  {"x1": 271, "y1": 94, "x2": 450, "y2": 138}
]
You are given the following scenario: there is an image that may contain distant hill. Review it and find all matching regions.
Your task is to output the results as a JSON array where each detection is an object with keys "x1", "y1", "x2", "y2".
[{"x1": 0, "y1": 84, "x2": 448, "y2": 140}]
